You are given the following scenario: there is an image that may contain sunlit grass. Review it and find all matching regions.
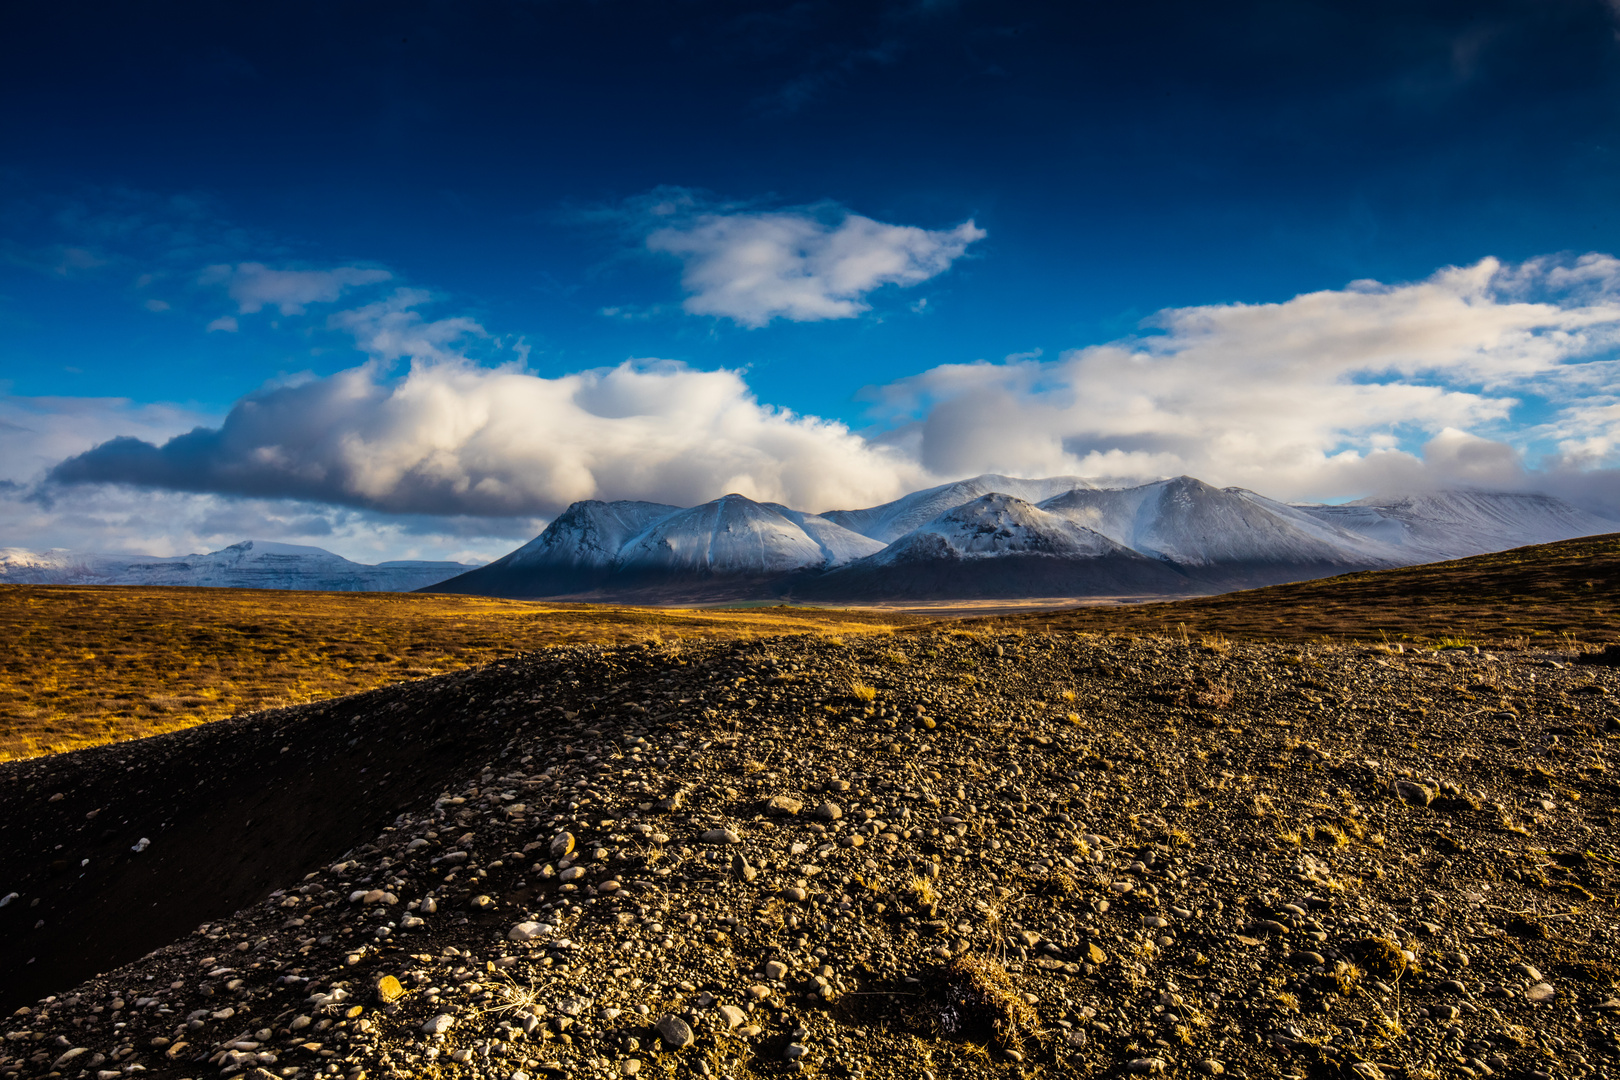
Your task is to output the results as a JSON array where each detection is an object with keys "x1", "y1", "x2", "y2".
[{"x1": 0, "y1": 585, "x2": 922, "y2": 762}]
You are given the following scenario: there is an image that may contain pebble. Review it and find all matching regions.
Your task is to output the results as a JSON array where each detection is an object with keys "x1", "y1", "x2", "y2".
[
  {"x1": 508, "y1": 921, "x2": 548, "y2": 941},
  {"x1": 764, "y1": 960, "x2": 790, "y2": 980},
  {"x1": 717, "y1": 1004, "x2": 747, "y2": 1029},
  {"x1": 1127, "y1": 1058, "x2": 1167, "y2": 1075},
  {"x1": 559, "y1": 866, "x2": 587, "y2": 882},
  {"x1": 374, "y1": 975, "x2": 404, "y2": 1003},
  {"x1": 766, "y1": 795, "x2": 804, "y2": 815},
  {"x1": 1527, "y1": 982, "x2": 1556, "y2": 1002},
  {"x1": 656, "y1": 1014, "x2": 695, "y2": 1049},
  {"x1": 1195, "y1": 1061, "x2": 1225, "y2": 1076},
  {"x1": 422, "y1": 1013, "x2": 456, "y2": 1034},
  {"x1": 701, "y1": 828, "x2": 741, "y2": 844},
  {"x1": 815, "y1": 802, "x2": 843, "y2": 821},
  {"x1": 550, "y1": 832, "x2": 576, "y2": 857}
]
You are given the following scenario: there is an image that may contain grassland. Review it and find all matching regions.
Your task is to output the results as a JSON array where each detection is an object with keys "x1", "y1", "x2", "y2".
[
  {"x1": 990, "y1": 531, "x2": 1620, "y2": 646},
  {"x1": 0, "y1": 586, "x2": 923, "y2": 762}
]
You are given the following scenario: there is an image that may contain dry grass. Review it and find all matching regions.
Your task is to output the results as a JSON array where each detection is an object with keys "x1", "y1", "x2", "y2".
[
  {"x1": 0, "y1": 585, "x2": 925, "y2": 761},
  {"x1": 986, "y1": 531, "x2": 1620, "y2": 647}
]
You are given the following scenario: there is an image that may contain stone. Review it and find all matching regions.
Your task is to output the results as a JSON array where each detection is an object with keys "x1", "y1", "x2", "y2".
[
  {"x1": 374, "y1": 975, "x2": 405, "y2": 1003},
  {"x1": 701, "y1": 828, "x2": 741, "y2": 844},
  {"x1": 622, "y1": 1061, "x2": 641, "y2": 1077},
  {"x1": 1390, "y1": 779, "x2": 1435, "y2": 806},
  {"x1": 1127, "y1": 1059, "x2": 1166, "y2": 1074},
  {"x1": 764, "y1": 960, "x2": 789, "y2": 980},
  {"x1": 656, "y1": 1014, "x2": 695, "y2": 1049},
  {"x1": 1515, "y1": 963, "x2": 1544, "y2": 981},
  {"x1": 815, "y1": 802, "x2": 843, "y2": 821},
  {"x1": 1087, "y1": 943, "x2": 1107, "y2": 965},
  {"x1": 1195, "y1": 1061, "x2": 1225, "y2": 1076},
  {"x1": 509, "y1": 921, "x2": 548, "y2": 942},
  {"x1": 559, "y1": 866, "x2": 587, "y2": 882},
  {"x1": 422, "y1": 1013, "x2": 456, "y2": 1034},
  {"x1": 747, "y1": 984, "x2": 772, "y2": 1001},
  {"x1": 783, "y1": 886, "x2": 809, "y2": 902},
  {"x1": 717, "y1": 1004, "x2": 747, "y2": 1029},
  {"x1": 550, "y1": 832, "x2": 576, "y2": 858},
  {"x1": 731, "y1": 854, "x2": 757, "y2": 882},
  {"x1": 765, "y1": 796, "x2": 804, "y2": 815},
  {"x1": 1527, "y1": 982, "x2": 1556, "y2": 1002},
  {"x1": 784, "y1": 1043, "x2": 809, "y2": 1059}
]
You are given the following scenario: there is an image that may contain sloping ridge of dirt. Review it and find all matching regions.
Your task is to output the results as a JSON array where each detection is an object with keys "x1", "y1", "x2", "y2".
[{"x1": 0, "y1": 659, "x2": 543, "y2": 1014}]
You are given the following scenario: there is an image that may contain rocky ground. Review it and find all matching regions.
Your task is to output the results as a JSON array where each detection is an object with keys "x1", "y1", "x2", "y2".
[{"x1": 3, "y1": 628, "x2": 1620, "y2": 1080}]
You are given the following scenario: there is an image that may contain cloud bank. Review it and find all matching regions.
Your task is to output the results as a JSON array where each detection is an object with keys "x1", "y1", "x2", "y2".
[
  {"x1": 200, "y1": 262, "x2": 392, "y2": 315},
  {"x1": 645, "y1": 205, "x2": 984, "y2": 327},
  {"x1": 30, "y1": 254, "x2": 1620, "y2": 550}
]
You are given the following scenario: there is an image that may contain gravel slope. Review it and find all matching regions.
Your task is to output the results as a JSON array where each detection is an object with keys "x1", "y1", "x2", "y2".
[{"x1": 3, "y1": 631, "x2": 1619, "y2": 1080}]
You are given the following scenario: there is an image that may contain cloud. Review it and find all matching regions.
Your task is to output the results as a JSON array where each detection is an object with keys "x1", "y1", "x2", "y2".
[
  {"x1": 47, "y1": 289, "x2": 927, "y2": 518},
  {"x1": 871, "y1": 255, "x2": 1620, "y2": 504},
  {"x1": 645, "y1": 204, "x2": 984, "y2": 327},
  {"x1": 206, "y1": 315, "x2": 239, "y2": 333},
  {"x1": 200, "y1": 262, "x2": 392, "y2": 315},
  {"x1": 30, "y1": 253, "x2": 1620, "y2": 557}
]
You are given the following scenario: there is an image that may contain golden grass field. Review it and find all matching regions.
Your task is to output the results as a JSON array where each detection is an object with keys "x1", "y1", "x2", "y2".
[{"x1": 0, "y1": 586, "x2": 925, "y2": 762}]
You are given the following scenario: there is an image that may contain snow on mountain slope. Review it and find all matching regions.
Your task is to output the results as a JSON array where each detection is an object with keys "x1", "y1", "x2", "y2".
[
  {"x1": 1039, "y1": 476, "x2": 1402, "y2": 573},
  {"x1": 427, "y1": 494, "x2": 883, "y2": 598},
  {"x1": 0, "y1": 541, "x2": 478, "y2": 591},
  {"x1": 496, "y1": 501, "x2": 683, "y2": 569},
  {"x1": 822, "y1": 473, "x2": 1093, "y2": 543},
  {"x1": 1296, "y1": 490, "x2": 1617, "y2": 561},
  {"x1": 798, "y1": 493, "x2": 1193, "y2": 599}
]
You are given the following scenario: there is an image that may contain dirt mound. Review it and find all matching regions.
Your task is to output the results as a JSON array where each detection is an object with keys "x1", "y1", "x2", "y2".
[{"x1": 2, "y1": 633, "x2": 1618, "y2": 1080}]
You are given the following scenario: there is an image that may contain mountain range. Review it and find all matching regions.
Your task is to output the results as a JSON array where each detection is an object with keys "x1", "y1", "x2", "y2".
[
  {"x1": 0, "y1": 540, "x2": 480, "y2": 592},
  {"x1": 425, "y1": 475, "x2": 1619, "y2": 602}
]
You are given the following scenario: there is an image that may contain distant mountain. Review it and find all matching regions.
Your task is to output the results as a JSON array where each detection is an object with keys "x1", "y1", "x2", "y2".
[
  {"x1": 1295, "y1": 490, "x2": 1617, "y2": 562},
  {"x1": 1037, "y1": 476, "x2": 1402, "y2": 588},
  {"x1": 425, "y1": 493, "x2": 883, "y2": 600},
  {"x1": 822, "y1": 473, "x2": 1093, "y2": 543},
  {"x1": 424, "y1": 476, "x2": 1618, "y2": 603},
  {"x1": 797, "y1": 493, "x2": 1192, "y2": 599},
  {"x1": 0, "y1": 540, "x2": 479, "y2": 592}
]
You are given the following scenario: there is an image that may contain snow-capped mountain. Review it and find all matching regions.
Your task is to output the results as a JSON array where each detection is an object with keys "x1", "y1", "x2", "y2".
[
  {"x1": 1037, "y1": 476, "x2": 1403, "y2": 585},
  {"x1": 426, "y1": 493, "x2": 883, "y2": 599},
  {"x1": 1295, "y1": 490, "x2": 1616, "y2": 562},
  {"x1": 797, "y1": 493, "x2": 1192, "y2": 599},
  {"x1": 0, "y1": 540, "x2": 480, "y2": 592},
  {"x1": 429, "y1": 477, "x2": 1617, "y2": 602},
  {"x1": 822, "y1": 473, "x2": 1093, "y2": 543}
]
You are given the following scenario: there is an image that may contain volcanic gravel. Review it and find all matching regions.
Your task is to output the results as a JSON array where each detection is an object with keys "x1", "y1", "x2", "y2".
[{"x1": 3, "y1": 630, "x2": 1620, "y2": 1080}]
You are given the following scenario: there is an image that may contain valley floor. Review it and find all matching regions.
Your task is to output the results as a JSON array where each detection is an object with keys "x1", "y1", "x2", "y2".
[{"x1": 1, "y1": 630, "x2": 1618, "y2": 1080}]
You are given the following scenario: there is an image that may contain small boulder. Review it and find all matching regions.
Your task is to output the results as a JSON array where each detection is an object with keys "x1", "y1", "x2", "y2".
[{"x1": 656, "y1": 1014, "x2": 695, "y2": 1049}]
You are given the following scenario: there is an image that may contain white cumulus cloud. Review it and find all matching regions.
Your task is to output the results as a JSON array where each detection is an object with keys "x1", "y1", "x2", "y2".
[
  {"x1": 872, "y1": 255, "x2": 1620, "y2": 502},
  {"x1": 646, "y1": 206, "x2": 984, "y2": 327}
]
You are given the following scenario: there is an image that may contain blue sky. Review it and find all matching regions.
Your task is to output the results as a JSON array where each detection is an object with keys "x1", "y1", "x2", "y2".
[{"x1": 6, "y1": 1, "x2": 1620, "y2": 561}]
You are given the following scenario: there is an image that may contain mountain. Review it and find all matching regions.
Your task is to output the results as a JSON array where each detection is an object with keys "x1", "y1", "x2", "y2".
[
  {"x1": 821, "y1": 473, "x2": 1093, "y2": 543},
  {"x1": 797, "y1": 492, "x2": 1193, "y2": 599},
  {"x1": 1037, "y1": 475, "x2": 1402, "y2": 587},
  {"x1": 0, "y1": 540, "x2": 479, "y2": 592},
  {"x1": 425, "y1": 493, "x2": 884, "y2": 600},
  {"x1": 1295, "y1": 489, "x2": 1616, "y2": 561},
  {"x1": 426, "y1": 477, "x2": 1618, "y2": 603}
]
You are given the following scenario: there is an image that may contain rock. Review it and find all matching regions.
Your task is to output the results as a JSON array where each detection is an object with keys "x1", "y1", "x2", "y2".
[
  {"x1": 1390, "y1": 779, "x2": 1435, "y2": 806},
  {"x1": 701, "y1": 828, "x2": 741, "y2": 844},
  {"x1": 622, "y1": 1061, "x2": 641, "y2": 1077},
  {"x1": 783, "y1": 886, "x2": 809, "y2": 902},
  {"x1": 559, "y1": 866, "x2": 587, "y2": 882},
  {"x1": 1087, "y1": 943, "x2": 1107, "y2": 964},
  {"x1": 422, "y1": 1014, "x2": 456, "y2": 1034},
  {"x1": 1195, "y1": 1061, "x2": 1225, "y2": 1076},
  {"x1": 598, "y1": 879, "x2": 621, "y2": 893},
  {"x1": 1350, "y1": 1064, "x2": 1385, "y2": 1080},
  {"x1": 717, "y1": 1004, "x2": 747, "y2": 1029},
  {"x1": 1127, "y1": 1059, "x2": 1166, "y2": 1074},
  {"x1": 784, "y1": 1043, "x2": 809, "y2": 1059},
  {"x1": 815, "y1": 802, "x2": 843, "y2": 821},
  {"x1": 731, "y1": 854, "x2": 757, "y2": 882},
  {"x1": 747, "y1": 984, "x2": 772, "y2": 1000},
  {"x1": 374, "y1": 975, "x2": 405, "y2": 1003},
  {"x1": 1516, "y1": 963, "x2": 1544, "y2": 981},
  {"x1": 51, "y1": 1049, "x2": 88, "y2": 1070},
  {"x1": 550, "y1": 832, "x2": 576, "y2": 858},
  {"x1": 509, "y1": 921, "x2": 548, "y2": 942},
  {"x1": 470, "y1": 894, "x2": 494, "y2": 909},
  {"x1": 656, "y1": 1014, "x2": 695, "y2": 1049},
  {"x1": 1527, "y1": 982, "x2": 1556, "y2": 1002},
  {"x1": 764, "y1": 960, "x2": 789, "y2": 980},
  {"x1": 765, "y1": 795, "x2": 804, "y2": 815}
]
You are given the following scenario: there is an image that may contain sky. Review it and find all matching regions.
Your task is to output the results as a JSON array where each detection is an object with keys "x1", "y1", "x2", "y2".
[{"x1": 7, "y1": 0, "x2": 1620, "y2": 563}]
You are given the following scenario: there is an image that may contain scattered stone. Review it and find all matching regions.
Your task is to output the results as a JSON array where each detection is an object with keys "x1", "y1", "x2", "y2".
[
  {"x1": 765, "y1": 795, "x2": 804, "y2": 815},
  {"x1": 422, "y1": 1013, "x2": 456, "y2": 1034},
  {"x1": 701, "y1": 828, "x2": 741, "y2": 844},
  {"x1": 656, "y1": 1014, "x2": 695, "y2": 1049}
]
